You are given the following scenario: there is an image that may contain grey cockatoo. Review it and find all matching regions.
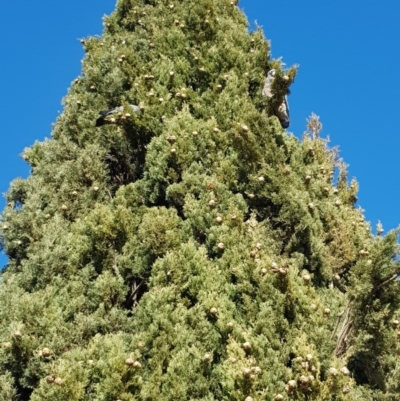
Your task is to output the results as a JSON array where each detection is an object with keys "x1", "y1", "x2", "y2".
[
  {"x1": 262, "y1": 69, "x2": 276, "y2": 98},
  {"x1": 96, "y1": 104, "x2": 140, "y2": 127},
  {"x1": 262, "y1": 69, "x2": 290, "y2": 129}
]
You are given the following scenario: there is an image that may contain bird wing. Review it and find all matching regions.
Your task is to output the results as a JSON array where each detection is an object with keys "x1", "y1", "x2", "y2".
[
  {"x1": 98, "y1": 106, "x2": 124, "y2": 117},
  {"x1": 275, "y1": 96, "x2": 290, "y2": 128}
]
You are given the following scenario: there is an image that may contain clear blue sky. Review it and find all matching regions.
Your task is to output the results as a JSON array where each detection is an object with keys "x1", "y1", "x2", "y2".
[{"x1": 1, "y1": 0, "x2": 399, "y2": 268}]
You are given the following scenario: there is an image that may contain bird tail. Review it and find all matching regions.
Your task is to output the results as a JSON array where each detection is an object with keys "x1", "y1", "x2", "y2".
[
  {"x1": 95, "y1": 117, "x2": 106, "y2": 127},
  {"x1": 96, "y1": 109, "x2": 112, "y2": 126},
  {"x1": 276, "y1": 97, "x2": 290, "y2": 128}
]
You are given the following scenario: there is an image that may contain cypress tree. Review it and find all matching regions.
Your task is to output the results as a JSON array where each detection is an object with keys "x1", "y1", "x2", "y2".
[{"x1": 1, "y1": 0, "x2": 399, "y2": 400}]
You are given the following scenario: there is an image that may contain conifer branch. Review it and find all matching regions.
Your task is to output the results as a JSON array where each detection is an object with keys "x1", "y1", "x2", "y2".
[
  {"x1": 330, "y1": 309, "x2": 345, "y2": 340},
  {"x1": 334, "y1": 305, "x2": 352, "y2": 357},
  {"x1": 334, "y1": 272, "x2": 399, "y2": 356},
  {"x1": 130, "y1": 279, "x2": 145, "y2": 306},
  {"x1": 372, "y1": 273, "x2": 399, "y2": 294}
]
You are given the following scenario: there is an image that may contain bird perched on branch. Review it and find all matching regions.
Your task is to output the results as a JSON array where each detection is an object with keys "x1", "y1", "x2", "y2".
[
  {"x1": 95, "y1": 104, "x2": 140, "y2": 127},
  {"x1": 262, "y1": 69, "x2": 290, "y2": 129},
  {"x1": 275, "y1": 97, "x2": 290, "y2": 129},
  {"x1": 262, "y1": 69, "x2": 276, "y2": 98}
]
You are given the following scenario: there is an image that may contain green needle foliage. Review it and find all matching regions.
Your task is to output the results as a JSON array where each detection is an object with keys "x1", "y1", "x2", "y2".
[{"x1": 1, "y1": 0, "x2": 400, "y2": 400}]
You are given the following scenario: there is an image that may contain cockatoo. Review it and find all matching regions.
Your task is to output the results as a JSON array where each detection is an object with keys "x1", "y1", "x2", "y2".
[
  {"x1": 96, "y1": 104, "x2": 140, "y2": 127},
  {"x1": 262, "y1": 69, "x2": 290, "y2": 128}
]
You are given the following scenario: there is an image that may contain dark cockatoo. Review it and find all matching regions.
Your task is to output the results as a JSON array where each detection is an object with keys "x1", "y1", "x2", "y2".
[
  {"x1": 96, "y1": 104, "x2": 140, "y2": 127},
  {"x1": 262, "y1": 69, "x2": 290, "y2": 128}
]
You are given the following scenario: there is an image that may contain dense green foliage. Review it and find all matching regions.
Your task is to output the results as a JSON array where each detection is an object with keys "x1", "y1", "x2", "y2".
[{"x1": 1, "y1": 0, "x2": 400, "y2": 400}]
